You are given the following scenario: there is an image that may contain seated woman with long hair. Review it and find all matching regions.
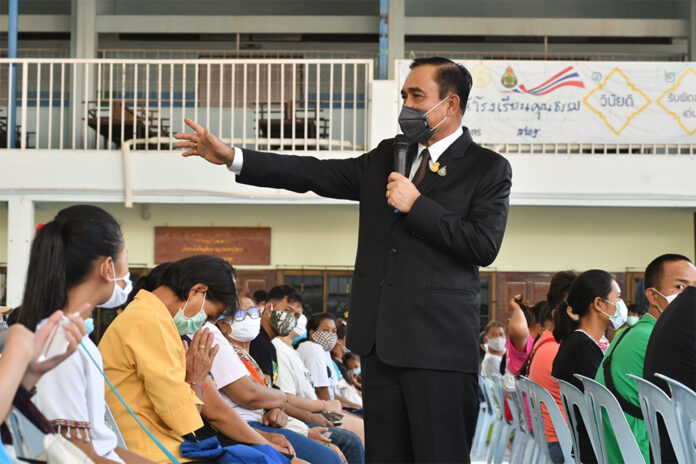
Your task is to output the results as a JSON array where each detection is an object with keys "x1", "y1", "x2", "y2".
[
  {"x1": 15, "y1": 205, "x2": 153, "y2": 463},
  {"x1": 551, "y1": 269, "x2": 626, "y2": 464}
]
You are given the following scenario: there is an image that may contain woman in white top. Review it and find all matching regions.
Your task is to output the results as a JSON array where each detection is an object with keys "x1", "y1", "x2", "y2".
[
  {"x1": 16, "y1": 205, "x2": 153, "y2": 464},
  {"x1": 296, "y1": 313, "x2": 362, "y2": 412}
]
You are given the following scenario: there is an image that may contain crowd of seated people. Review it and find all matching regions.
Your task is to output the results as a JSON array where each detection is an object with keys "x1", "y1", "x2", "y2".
[
  {"x1": 477, "y1": 256, "x2": 696, "y2": 464},
  {"x1": 0, "y1": 204, "x2": 694, "y2": 464}
]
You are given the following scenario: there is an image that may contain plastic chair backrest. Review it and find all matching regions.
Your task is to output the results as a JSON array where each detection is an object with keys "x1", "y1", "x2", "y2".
[
  {"x1": 6, "y1": 409, "x2": 45, "y2": 459},
  {"x1": 554, "y1": 376, "x2": 600, "y2": 463},
  {"x1": 484, "y1": 376, "x2": 504, "y2": 421},
  {"x1": 104, "y1": 403, "x2": 127, "y2": 450},
  {"x1": 526, "y1": 377, "x2": 575, "y2": 464},
  {"x1": 627, "y1": 374, "x2": 688, "y2": 464},
  {"x1": 655, "y1": 373, "x2": 696, "y2": 464},
  {"x1": 493, "y1": 374, "x2": 517, "y2": 427},
  {"x1": 575, "y1": 374, "x2": 646, "y2": 464}
]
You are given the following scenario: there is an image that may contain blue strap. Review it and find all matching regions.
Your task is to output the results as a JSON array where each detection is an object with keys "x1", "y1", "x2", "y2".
[{"x1": 80, "y1": 341, "x2": 182, "y2": 464}]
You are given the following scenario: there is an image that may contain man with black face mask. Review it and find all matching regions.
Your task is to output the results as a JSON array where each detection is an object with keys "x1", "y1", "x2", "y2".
[{"x1": 175, "y1": 56, "x2": 512, "y2": 463}]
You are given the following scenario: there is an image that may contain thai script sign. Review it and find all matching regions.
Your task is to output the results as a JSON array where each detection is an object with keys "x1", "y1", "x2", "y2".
[
  {"x1": 397, "y1": 60, "x2": 696, "y2": 144},
  {"x1": 155, "y1": 227, "x2": 271, "y2": 265}
]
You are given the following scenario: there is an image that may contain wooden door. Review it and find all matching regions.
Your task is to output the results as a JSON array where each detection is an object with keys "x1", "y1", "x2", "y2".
[{"x1": 235, "y1": 269, "x2": 278, "y2": 298}]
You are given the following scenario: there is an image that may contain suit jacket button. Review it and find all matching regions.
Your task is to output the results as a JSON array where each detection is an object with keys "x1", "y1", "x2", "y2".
[
  {"x1": 379, "y1": 280, "x2": 385, "y2": 286},
  {"x1": 390, "y1": 248, "x2": 397, "y2": 255}
]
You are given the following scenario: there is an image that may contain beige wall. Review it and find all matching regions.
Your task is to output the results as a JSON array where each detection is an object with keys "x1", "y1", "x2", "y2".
[{"x1": 1, "y1": 202, "x2": 694, "y2": 273}]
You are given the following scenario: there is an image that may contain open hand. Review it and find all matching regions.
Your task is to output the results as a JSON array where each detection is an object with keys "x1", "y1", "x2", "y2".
[
  {"x1": 386, "y1": 172, "x2": 421, "y2": 213},
  {"x1": 175, "y1": 118, "x2": 235, "y2": 166},
  {"x1": 23, "y1": 305, "x2": 90, "y2": 389}
]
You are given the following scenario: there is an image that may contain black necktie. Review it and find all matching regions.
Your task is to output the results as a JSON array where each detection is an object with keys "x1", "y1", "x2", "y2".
[{"x1": 412, "y1": 149, "x2": 430, "y2": 187}]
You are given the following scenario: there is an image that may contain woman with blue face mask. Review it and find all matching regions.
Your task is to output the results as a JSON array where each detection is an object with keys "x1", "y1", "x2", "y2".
[
  {"x1": 15, "y1": 205, "x2": 153, "y2": 463},
  {"x1": 99, "y1": 255, "x2": 240, "y2": 463}
]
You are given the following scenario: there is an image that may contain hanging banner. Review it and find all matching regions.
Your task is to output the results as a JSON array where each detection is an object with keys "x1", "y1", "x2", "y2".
[{"x1": 397, "y1": 60, "x2": 696, "y2": 144}]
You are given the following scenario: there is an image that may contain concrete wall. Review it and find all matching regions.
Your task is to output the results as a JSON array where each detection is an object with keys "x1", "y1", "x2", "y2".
[{"x1": 3, "y1": 203, "x2": 692, "y2": 273}]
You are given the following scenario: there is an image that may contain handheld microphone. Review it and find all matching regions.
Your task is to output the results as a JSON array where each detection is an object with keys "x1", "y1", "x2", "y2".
[{"x1": 393, "y1": 134, "x2": 409, "y2": 176}]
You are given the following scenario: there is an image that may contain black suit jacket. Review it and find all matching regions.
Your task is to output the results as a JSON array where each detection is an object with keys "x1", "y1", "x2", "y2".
[{"x1": 238, "y1": 128, "x2": 512, "y2": 373}]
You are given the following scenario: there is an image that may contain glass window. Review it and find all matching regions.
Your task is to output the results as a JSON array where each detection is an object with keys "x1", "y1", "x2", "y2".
[
  {"x1": 327, "y1": 275, "x2": 352, "y2": 318},
  {"x1": 283, "y1": 274, "x2": 324, "y2": 315}
]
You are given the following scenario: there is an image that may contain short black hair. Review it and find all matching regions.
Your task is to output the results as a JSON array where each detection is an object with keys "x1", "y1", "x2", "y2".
[
  {"x1": 644, "y1": 254, "x2": 692, "y2": 289},
  {"x1": 343, "y1": 351, "x2": 359, "y2": 364},
  {"x1": 267, "y1": 284, "x2": 304, "y2": 306},
  {"x1": 307, "y1": 312, "x2": 336, "y2": 334},
  {"x1": 252, "y1": 289, "x2": 267, "y2": 304},
  {"x1": 148, "y1": 255, "x2": 238, "y2": 316},
  {"x1": 409, "y1": 56, "x2": 472, "y2": 115},
  {"x1": 627, "y1": 303, "x2": 648, "y2": 316}
]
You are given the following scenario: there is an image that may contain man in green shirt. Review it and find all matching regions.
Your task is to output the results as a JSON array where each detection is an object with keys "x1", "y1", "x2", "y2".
[{"x1": 596, "y1": 253, "x2": 696, "y2": 463}]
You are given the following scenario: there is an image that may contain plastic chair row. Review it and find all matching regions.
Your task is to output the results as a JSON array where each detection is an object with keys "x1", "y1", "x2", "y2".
[{"x1": 555, "y1": 373, "x2": 696, "y2": 464}]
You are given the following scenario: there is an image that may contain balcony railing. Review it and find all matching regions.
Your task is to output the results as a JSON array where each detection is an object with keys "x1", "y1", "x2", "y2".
[{"x1": 0, "y1": 58, "x2": 373, "y2": 152}]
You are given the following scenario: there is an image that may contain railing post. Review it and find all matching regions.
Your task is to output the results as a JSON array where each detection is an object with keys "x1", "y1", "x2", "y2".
[{"x1": 8, "y1": 0, "x2": 18, "y2": 148}]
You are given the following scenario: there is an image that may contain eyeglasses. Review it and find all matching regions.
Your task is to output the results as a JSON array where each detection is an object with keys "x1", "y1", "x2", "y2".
[{"x1": 234, "y1": 306, "x2": 262, "y2": 321}]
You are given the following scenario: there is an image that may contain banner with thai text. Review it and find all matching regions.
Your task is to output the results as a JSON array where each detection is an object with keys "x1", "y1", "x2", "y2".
[{"x1": 397, "y1": 60, "x2": 696, "y2": 144}]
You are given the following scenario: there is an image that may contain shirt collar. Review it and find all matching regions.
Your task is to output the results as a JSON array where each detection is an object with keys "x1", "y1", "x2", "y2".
[{"x1": 417, "y1": 126, "x2": 463, "y2": 163}]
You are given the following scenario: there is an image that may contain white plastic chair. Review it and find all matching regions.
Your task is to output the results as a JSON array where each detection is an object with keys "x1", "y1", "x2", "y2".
[
  {"x1": 507, "y1": 380, "x2": 535, "y2": 464},
  {"x1": 554, "y1": 376, "x2": 600, "y2": 463},
  {"x1": 105, "y1": 403, "x2": 127, "y2": 449},
  {"x1": 515, "y1": 377, "x2": 542, "y2": 463},
  {"x1": 5, "y1": 409, "x2": 46, "y2": 460},
  {"x1": 655, "y1": 373, "x2": 696, "y2": 464},
  {"x1": 627, "y1": 374, "x2": 687, "y2": 464},
  {"x1": 485, "y1": 374, "x2": 513, "y2": 464},
  {"x1": 472, "y1": 375, "x2": 496, "y2": 459},
  {"x1": 575, "y1": 374, "x2": 646, "y2": 464},
  {"x1": 523, "y1": 376, "x2": 575, "y2": 463}
]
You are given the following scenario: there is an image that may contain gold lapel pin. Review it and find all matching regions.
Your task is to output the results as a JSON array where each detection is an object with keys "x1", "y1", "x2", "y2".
[
  {"x1": 430, "y1": 162, "x2": 440, "y2": 173},
  {"x1": 437, "y1": 166, "x2": 447, "y2": 177}
]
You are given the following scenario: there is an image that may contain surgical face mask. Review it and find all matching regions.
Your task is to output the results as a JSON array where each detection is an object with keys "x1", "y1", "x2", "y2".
[
  {"x1": 101, "y1": 261, "x2": 132, "y2": 309},
  {"x1": 230, "y1": 314, "x2": 261, "y2": 342},
  {"x1": 348, "y1": 367, "x2": 361, "y2": 376},
  {"x1": 600, "y1": 297, "x2": 628, "y2": 330},
  {"x1": 398, "y1": 96, "x2": 450, "y2": 144},
  {"x1": 487, "y1": 336, "x2": 507, "y2": 353},
  {"x1": 626, "y1": 315, "x2": 640, "y2": 327},
  {"x1": 311, "y1": 330, "x2": 338, "y2": 352},
  {"x1": 293, "y1": 314, "x2": 308, "y2": 338},
  {"x1": 175, "y1": 291, "x2": 208, "y2": 335},
  {"x1": 652, "y1": 289, "x2": 679, "y2": 313},
  {"x1": 269, "y1": 306, "x2": 297, "y2": 337},
  {"x1": 84, "y1": 317, "x2": 95, "y2": 336}
]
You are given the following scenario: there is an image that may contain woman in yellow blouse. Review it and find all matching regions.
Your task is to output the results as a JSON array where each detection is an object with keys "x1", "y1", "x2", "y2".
[{"x1": 99, "y1": 255, "x2": 237, "y2": 463}]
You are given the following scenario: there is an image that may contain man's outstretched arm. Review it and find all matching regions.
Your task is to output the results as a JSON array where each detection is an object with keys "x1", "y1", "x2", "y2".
[{"x1": 175, "y1": 118, "x2": 373, "y2": 202}]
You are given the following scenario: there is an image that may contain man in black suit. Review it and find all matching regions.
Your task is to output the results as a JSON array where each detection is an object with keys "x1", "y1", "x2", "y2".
[{"x1": 176, "y1": 57, "x2": 512, "y2": 463}]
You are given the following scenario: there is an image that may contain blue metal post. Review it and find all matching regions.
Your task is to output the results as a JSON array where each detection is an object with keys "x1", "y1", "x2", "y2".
[
  {"x1": 8, "y1": 0, "x2": 18, "y2": 148},
  {"x1": 378, "y1": 0, "x2": 388, "y2": 79}
]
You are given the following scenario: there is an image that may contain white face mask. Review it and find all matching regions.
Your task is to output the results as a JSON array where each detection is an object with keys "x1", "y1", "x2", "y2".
[
  {"x1": 230, "y1": 315, "x2": 262, "y2": 342},
  {"x1": 653, "y1": 289, "x2": 679, "y2": 313},
  {"x1": 101, "y1": 261, "x2": 132, "y2": 309},
  {"x1": 487, "y1": 336, "x2": 507, "y2": 353}
]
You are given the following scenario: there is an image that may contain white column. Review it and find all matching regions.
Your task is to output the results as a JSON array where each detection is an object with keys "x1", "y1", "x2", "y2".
[
  {"x1": 70, "y1": 0, "x2": 97, "y2": 148},
  {"x1": 387, "y1": 0, "x2": 405, "y2": 80},
  {"x1": 6, "y1": 197, "x2": 34, "y2": 308},
  {"x1": 368, "y1": 80, "x2": 398, "y2": 150}
]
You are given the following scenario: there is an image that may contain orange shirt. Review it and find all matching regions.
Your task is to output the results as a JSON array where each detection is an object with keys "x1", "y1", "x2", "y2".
[{"x1": 528, "y1": 330, "x2": 565, "y2": 443}]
